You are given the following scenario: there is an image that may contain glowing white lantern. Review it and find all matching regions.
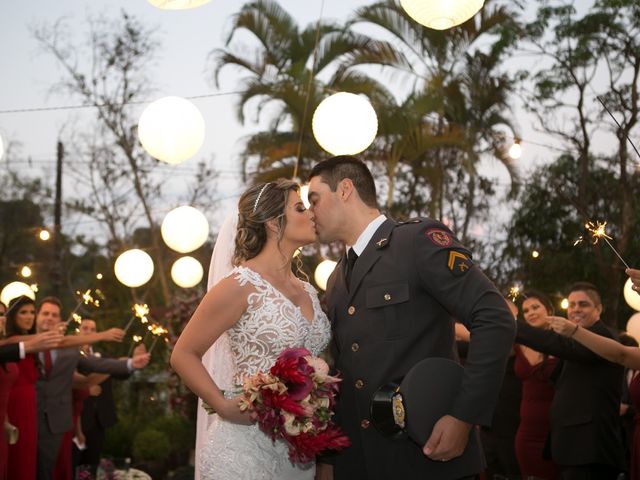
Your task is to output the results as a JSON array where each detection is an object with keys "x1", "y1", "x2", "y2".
[
  {"x1": 161, "y1": 206, "x2": 209, "y2": 253},
  {"x1": 400, "y1": 0, "x2": 484, "y2": 30},
  {"x1": 114, "y1": 249, "x2": 154, "y2": 288},
  {"x1": 508, "y1": 141, "x2": 522, "y2": 160},
  {"x1": 312, "y1": 93, "x2": 378, "y2": 156},
  {"x1": 1, "y1": 281, "x2": 36, "y2": 306},
  {"x1": 171, "y1": 256, "x2": 204, "y2": 288},
  {"x1": 627, "y1": 312, "x2": 640, "y2": 342},
  {"x1": 624, "y1": 278, "x2": 640, "y2": 311},
  {"x1": 300, "y1": 185, "x2": 310, "y2": 209},
  {"x1": 39, "y1": 229, "x2": 51, "y2": 241},
  {"x1": 560, "y1": 298, "x2": 569, "y2": 310},
  {"x1": 148, "y1": 0, "x2": 211, "y2": 9},
  {"x1": 314, "y1": 260, "x2": 337, "y2": 291},
  {"x1": 138, "y1": 96, "x2": 205, "y2": 165},
  {"x1": 20, "y1": 266, "x2": 32, "y2": 278}
]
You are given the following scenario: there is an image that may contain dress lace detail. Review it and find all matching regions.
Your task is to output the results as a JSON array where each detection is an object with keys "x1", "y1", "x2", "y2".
[{"x1": 200, "y1": 266, "x2": 332, "y2": 480}]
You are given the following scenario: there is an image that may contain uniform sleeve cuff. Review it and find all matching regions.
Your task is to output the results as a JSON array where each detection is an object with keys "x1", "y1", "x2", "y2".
[{"x1": 19, "y1": 341, "x2": 26, "y2": 359}]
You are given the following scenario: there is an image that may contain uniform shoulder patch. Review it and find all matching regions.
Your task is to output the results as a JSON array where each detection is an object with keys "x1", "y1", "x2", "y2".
[
  {"x1": 425, "y1": 228, "x2": 452, "y2": 247},
  {"x1": 447, "y1": 251, "x2": 472, "y2": 276}
]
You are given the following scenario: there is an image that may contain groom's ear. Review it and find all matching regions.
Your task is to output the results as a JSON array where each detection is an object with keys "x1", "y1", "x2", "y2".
[{"x1": 338, "y1": 178, "x2": 354, "y2": 201}]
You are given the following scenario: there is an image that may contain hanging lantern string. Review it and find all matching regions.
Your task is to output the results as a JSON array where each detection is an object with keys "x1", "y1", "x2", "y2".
[
  {"x1": 0, "y1": 91, "x2": 245, "y2": 115},
  {"x1": 292, "y1": 0, "x2": 326, "y2": 180}
]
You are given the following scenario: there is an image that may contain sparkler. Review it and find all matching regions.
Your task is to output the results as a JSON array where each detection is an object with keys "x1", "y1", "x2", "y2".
[
  {"x1": 574, "y1": 221, "x2": 630, "y2": 269},
  {"x1": 149, "y1": 325, "x2": 169, "y2": 354},
  {"x1": 128, "y1": 334, "x2": 144, "y2": 356},
  {"x1": 63, "y1": 288, "x2": 102, "y2": 331},
  {"x1": 123, "y1": 303, "x2": 150, "y2": 333},
  {"x1": 508, "y1": 285, "x2": 521, "y2": 302}
]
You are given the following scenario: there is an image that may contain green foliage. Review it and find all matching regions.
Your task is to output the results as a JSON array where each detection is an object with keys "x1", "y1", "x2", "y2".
[
  {"x1": 132, "y1": 428, "x2": 171, "y2": 462},
  {"x1": 503, "y1": 155, "x2": 640, "y2": 326}
]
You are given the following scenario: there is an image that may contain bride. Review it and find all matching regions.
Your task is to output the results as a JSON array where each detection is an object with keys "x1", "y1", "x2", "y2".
[{"x1": 170, "y1": 179, "x2": 332, "y2": 479}]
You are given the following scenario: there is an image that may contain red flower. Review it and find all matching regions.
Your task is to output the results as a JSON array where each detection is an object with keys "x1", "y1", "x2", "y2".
[{"x1": 238, "y1": 347, "x2": 351, "y2": 464}]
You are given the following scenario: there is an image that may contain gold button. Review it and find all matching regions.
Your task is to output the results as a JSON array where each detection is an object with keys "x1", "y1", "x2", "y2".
[
  {"x1": 360, "y1": 419, "x2": 370, "y2": 429},
  {"x1": 355, "y1": 379, "x2": 364, "y2": 389},
  {"x1": 384, "y1": 293, "x2": 391, "y2": 301},
  {"x1": 348, "y1": 306, "x2": 356, "y2": 315},
  {"x1": 351, "y1": 343, "x2": 359, "y2": 352}
]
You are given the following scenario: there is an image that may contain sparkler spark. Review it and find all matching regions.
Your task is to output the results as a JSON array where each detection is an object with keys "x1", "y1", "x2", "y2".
[
  {"x1": 508, "y1": 285, "x2": 521, "y2": 302},
  {"x1": 574, "y1": 220, "x2": 630, "y2": 269}
]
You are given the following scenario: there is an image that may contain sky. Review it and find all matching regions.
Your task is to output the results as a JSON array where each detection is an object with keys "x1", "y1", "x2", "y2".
[{"x1": 0, "y1": 0, "x2": 612, "y2": 243}]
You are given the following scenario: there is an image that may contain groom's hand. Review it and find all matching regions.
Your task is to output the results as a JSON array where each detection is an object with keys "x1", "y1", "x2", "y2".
[{"x1": 422, "y1": 415, "x2": 471, "y2": 462}]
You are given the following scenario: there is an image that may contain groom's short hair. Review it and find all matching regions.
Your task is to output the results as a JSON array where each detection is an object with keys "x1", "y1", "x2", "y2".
[{"x1": 308, "y1": 156, "x2": 378, "y2": 208}]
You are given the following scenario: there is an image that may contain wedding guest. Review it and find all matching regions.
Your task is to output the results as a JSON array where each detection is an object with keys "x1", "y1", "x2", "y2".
[
  {"x1": 519, "y1": 282, "x2": 625, "y2": 479},
  {"x1": 514, "y1": 290, "x2": 557, "y2": 479}
]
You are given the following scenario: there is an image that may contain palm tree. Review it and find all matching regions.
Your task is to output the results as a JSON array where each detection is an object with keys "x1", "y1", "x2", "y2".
[
  {"x1": 343, "y1": 0, "x2": 521, "y2": 239},
  {"x1": 211, "y1": 0, "x2": 404, "y2": 183}
]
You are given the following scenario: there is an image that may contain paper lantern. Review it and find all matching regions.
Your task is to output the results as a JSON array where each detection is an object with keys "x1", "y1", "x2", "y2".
[
  {"x1": 39, "y1": 229, "x2": 51, "y2": 241},
  {"x1": 314, "y1": 260, "x2": 337, "y2": 291},
  {"x1": 312, "y1": 93, "x2": 378, "y2": 156},
  {"x1": 171, "y1": 256, "x2": 204, "y2": 288},
  {"x1": 1, "y1": 281, "x2": 36, "y2": 306},
  {"x1": 20, "y1": 266, "x2": 32, "y2": 278},
  {"x1": 400, "y1": 0, "x2": 484, "y2": 30},
  {"x1": 560, "y1": 298, "x2": 569, "y2": 310},
  {"x1": 627, "y1": 312, "x2": 640, "y2": 342},
  {"x1": 148, "y1": 0, "x2": 211, "y2": 9},
  {"x1": 624, "y1": 278, "x2": 640, "y2": 311},
  {"x1": 161, "y1": 206, "x2": 209, "y2": 253},
  {"x1": 114, "y1": 249, "x2": 154, "y2": 288},
  {"x1": 138, "y1": 96, "x2": 205, "y2": 164}
]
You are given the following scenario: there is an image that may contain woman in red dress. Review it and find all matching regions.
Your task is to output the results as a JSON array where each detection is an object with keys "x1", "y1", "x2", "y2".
[
  {"x1": 5, "y1": 295, "x2": 40, "y2": 480},
  {"x1": 514, "y1": 290, "x2": 558, "y2": 479},
  {"x1": 0, "y1": 301, "x2": 19, "y2": 480}
]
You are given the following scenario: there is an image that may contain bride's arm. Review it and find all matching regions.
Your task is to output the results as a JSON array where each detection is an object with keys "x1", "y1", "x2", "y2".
[{"x1": 171, "y1": 276, "x2": 250, "y2": 424}]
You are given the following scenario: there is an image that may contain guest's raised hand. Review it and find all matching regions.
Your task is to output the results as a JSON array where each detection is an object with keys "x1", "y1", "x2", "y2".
[
  {"x1": 24, "y1": 331, "x2": 64, "y2": 353},
  {"x1": 100, "y1": 328, "x2": 125, "y2": 343},
  {"x1": 549, "y1": 316, "x2": 577, "y2": 337},
  {"x1": 627, "y1": 268, "x2": 640, "y2": 292},
  {"x1": 131, "y1": 352, "x2": 150, "y2": 369}
]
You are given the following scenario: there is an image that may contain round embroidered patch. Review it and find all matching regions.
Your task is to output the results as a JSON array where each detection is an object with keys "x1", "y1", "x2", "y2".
[{"x1": 425, "y1": 228, "x2": 452, "y2": 247}]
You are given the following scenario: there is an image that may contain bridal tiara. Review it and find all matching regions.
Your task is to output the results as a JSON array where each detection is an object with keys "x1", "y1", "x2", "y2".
[{"x1": 252, "y1": 182, "x2": 273, "y2": 214}]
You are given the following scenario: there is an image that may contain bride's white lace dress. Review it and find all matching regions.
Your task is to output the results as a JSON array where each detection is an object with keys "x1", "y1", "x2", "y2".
[{"x1": 200, "y1": 266, "x2": 332, "y2": 480}]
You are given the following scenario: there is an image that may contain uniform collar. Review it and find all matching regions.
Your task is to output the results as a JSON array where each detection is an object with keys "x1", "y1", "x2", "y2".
[{"x1": 349, "y1": 214, "x2": 387, "y2": 256}]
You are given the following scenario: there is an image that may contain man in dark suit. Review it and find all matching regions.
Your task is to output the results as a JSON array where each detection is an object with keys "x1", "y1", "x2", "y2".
[
  {"x1": 34, "y1": 297, "x2": 150, "y2": 480},
  {"x1": 516, "y1": 282, "x2": 625, "y2": 479},
  {"x1": 74, "y1": 318, "x2": 131, "y2": 476},
  {"x1": 308, "y1": 156, "x2": 516, "y2": 480}
]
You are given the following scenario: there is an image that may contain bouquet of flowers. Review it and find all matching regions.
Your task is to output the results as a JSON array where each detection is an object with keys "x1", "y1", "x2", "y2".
[{"x1": 239, "y1": 347, "x2": 351, "y2": 464}]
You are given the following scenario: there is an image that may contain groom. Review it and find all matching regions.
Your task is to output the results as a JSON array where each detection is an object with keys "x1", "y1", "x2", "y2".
[{"x1": 308, "y1": 156, "x2": 516, "y2": 480}]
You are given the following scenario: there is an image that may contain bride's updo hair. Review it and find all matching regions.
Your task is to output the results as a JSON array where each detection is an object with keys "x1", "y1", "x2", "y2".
[{"x1": 233, "y1": 179, "x2": 300, "y2": 266}]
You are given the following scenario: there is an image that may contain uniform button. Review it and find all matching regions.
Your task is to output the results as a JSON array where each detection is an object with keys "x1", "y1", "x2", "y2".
[
  {"x1": 351, "y1": 343, "x2": 359, "y2": 352},
  {"x1": 360, "y1": 419, "x2": 370, "y2": 429},
  {"x1": 355, "y1": 379, "x2": 364, "y2": 389},
  {"x1": 348, "y1": 306, "x2": 356, "y2": 315},
  {"x1": 384, "y1": 293, "x2": 391, "y2": 301}
]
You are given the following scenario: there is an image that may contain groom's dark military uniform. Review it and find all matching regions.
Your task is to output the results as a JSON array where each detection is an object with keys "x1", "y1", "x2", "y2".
[{"x1": 325, "y1": 218, "x2": 516, "y2": 480}]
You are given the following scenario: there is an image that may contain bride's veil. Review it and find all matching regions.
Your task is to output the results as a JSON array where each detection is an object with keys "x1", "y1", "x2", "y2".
[{"x1": 195, "y1": 208, "x2": 238, "y2": 479}]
